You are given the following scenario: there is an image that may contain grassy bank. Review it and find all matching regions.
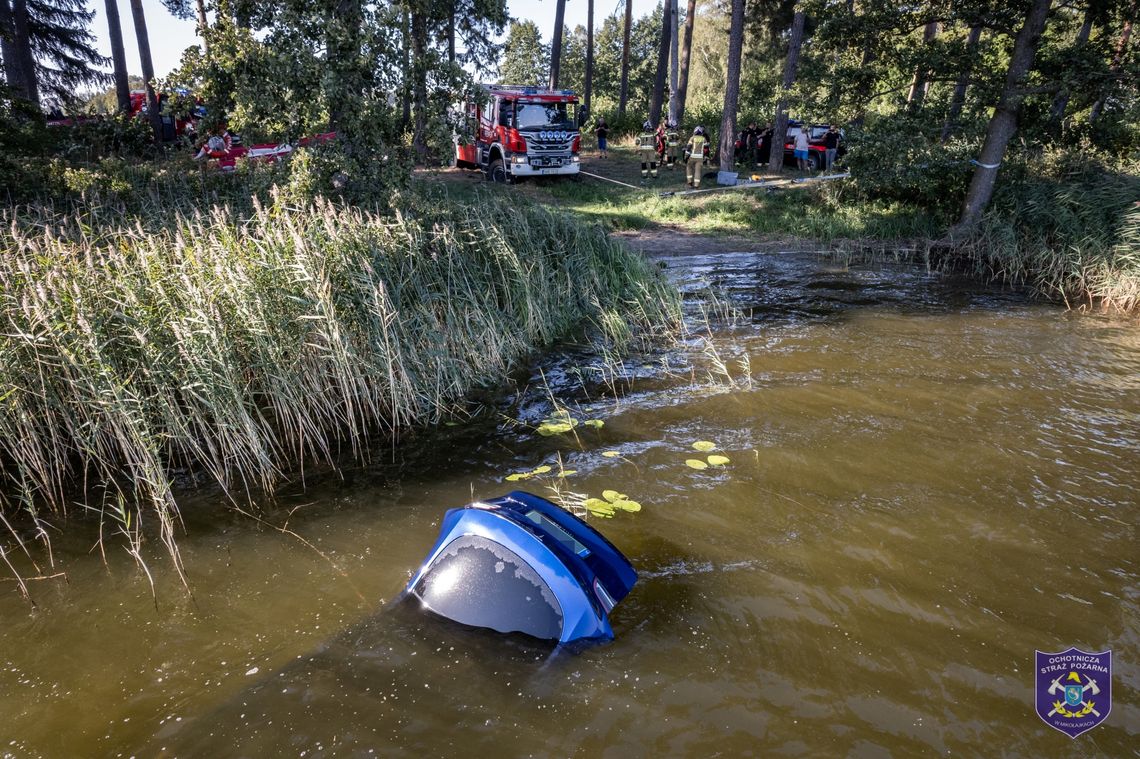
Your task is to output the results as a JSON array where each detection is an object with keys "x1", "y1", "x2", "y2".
[
  {"x1": 470, "y1": 145, "x2": 1139, "y2": 313},
  {"x1": 0, "y1": 185, "x2": 680, "y2": 587}
]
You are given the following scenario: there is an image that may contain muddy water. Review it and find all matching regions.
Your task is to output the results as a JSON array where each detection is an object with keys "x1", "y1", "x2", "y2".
[{"x1": 1, "y1": 251, "x2": 1137, "y2": 757}]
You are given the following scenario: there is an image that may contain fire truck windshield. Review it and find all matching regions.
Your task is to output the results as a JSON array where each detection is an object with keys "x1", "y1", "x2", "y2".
[{"x1": 514, "y1": 101, "x2": 576, "y2": 131}]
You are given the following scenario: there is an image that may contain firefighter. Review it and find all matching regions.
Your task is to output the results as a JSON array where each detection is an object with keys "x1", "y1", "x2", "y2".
[
  {"x1": 684, "y1": 126, "x2": 708, "y2": 188},
  {"x1": 664, "y1": 121, "x2": 681, "y2": 170},
  {"x1": 638, "y1": 120, "x2": 658, "y2": 179}
]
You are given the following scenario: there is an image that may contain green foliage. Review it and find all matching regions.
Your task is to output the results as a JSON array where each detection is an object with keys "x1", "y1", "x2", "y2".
[
  {"x1": 843, "y1": 117, "x2": 979, "y2": 218},
  {"x1": 51, "y1": 114, "x2": 157, "y2": 161},
  {"x1": 499, "y1": 20, "x2": 548, "y2": 85},
  {"x1": 959, "y1": 148, "x2": 1140, "y2": 310}
]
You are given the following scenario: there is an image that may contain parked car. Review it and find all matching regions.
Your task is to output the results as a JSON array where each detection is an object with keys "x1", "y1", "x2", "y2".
[{"x1": 783, "y1": 121, "x2": 845, "y2": 171}]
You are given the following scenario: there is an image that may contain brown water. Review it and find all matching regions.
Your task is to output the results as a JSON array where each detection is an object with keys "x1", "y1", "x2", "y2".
[{"x1": 2, "y1": 251, "x2": 1137, "y2": 757}]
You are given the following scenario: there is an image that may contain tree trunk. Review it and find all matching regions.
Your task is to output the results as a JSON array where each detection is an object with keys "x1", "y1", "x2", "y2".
[
  {"x1": 401, "y1": 9, "x2": 411, "y2": 132},
  {"x1": 327, "y1": 0, "x2": 363, "y2": 133},
  {"x1": 769, "y1": 8, "x2": 805, "y2": 173},
  {"x1": 1090, "y1": 10, "x2": 1134, "y2": 122},
  {"x1": 851, "y1": 44, "x2": 877, "y2": 127},
  {"x1": 618, "y1": 0, "x2": 632, "y2": 117},
  {"x1": 129, "y1": 0, "x2": 162, "y2": 140},
  {"x1": 11, "y1": 0, "x2": 38, "y2": 104},
  {"x1": 549, "y1": 0, "x2": 566, "y2": 88},
  {"x1": 195, "y1": 0, "x2": 209, "y2": 53},
  {"x1": 940, "y1": 25, "x2": 982, "y2": 143},
  {"x1": 718, "y1": 0, "x2": 745, "y2": 172},
  {"x1": 906, "y1": 20, "x2": 940, "y2": 112},
  {"x1": 1048, "y1": 5, "x2": 1093, "y2": 127},
  {"x1": 585, "y1": 0, "x2": 594, "y2": 116},
  {"x1": 954, "y1": 0, "x2": 1053, "y2": 234},
  {"x1": 411, "y1": 9, "x2": 429, "y2": 159},
  {"x1": 649, "y1": 0, "x2": 671, "y2": 125},
  {"x1": 675, "y1": 0, "x2": 696, "y2": 124},
  {"x1": 104, "y1": 0, "x2": 131, "y2": 113},
  {"x1": 446, "y1": 0, "x2": 456, "y2": 64},
  {"x1": 668, "y1": 0, "x2": 679, "y2": 124},
  {"x1": 0, "y1": 0, "x2": 29, "y2": 101}
]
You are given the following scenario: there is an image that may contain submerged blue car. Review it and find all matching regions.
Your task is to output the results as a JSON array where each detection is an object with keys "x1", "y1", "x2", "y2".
[{"x1": 403, "y1": 491, "x2": 637, "y2": 644}]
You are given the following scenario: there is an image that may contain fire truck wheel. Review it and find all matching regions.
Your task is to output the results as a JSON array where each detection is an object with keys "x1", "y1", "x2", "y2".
[{"x1": 488, "y1": 158, "x2": 508, "y2": 183}]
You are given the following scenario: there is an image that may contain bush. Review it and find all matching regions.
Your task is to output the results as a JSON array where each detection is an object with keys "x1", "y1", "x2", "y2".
[{"x1": 844, "y1": 117, "x2": 979, "y2": 218}]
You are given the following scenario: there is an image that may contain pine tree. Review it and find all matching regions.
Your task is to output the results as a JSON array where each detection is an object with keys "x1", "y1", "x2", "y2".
[
  {"x1": 1, "y1": 0, "x2": 108, "y2": 107},
  {"x1": 719, "y1": 0, "x2": 744, "y2": 172},
  {"x1": 500, "y1": 20, "x2": 548, "y2": 85}
]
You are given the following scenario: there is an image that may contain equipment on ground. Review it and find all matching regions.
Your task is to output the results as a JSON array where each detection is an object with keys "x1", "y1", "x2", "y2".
[
  {"x1": 403, "y1": 491, "x2": 637, "y2": 644},
  {"x1": 455, "y1": 85, "x2": 582, "y2": 183}
]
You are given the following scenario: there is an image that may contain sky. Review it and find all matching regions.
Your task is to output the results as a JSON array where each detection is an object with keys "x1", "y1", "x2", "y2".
[{"x1": 90, "y1": 0, "x2": 664, "y2": 82}]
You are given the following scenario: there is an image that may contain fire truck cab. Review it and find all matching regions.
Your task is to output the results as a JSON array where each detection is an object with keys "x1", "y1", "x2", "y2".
[{"x1": 456, "y1": 85, "x2": 581, "y2": 182}]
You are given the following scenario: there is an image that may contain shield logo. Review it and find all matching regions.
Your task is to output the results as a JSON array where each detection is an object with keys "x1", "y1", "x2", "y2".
[{"x1": 1035, "y1": 648, "x2": 1112, "y2": 738}]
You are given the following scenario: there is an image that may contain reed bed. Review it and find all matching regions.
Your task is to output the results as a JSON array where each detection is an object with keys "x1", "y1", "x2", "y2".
[
  {"x1": 953, "y1": 167, "x2": 1140, "y2": 313},
  {"x1": 0, "y1": 190, "x2": 681, "y2": 586}
]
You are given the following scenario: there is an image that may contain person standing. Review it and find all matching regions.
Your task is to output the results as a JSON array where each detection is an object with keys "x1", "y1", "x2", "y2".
[
  {"x1": 759, "y1": 123, "x2": 773, "y2": 165},
  {"x1": 595, "y1": 119, "x2": 609, "y2": 158},
  {"x1": 638, "y1": 120, "x2": 659, "y2": 179},
  {"x1": 664, "y1": 121, "x2": 681, "y2": 170},
  {"x1": 684, "y1": 126, "x2": 708, "y2": 188},
  {"x1": 823, "y1": 126, "x2": 840, "y2": 170},
  {"x1": 743, "y1": 122, "x2": 759, "y2": 167},
  {"x1": 793, "y1": 126, "x2": 811, "y2": 171}
]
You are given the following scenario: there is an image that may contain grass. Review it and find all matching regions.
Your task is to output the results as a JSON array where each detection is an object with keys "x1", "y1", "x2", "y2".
[
  {"x1": 952, "y1": 157, "x2": 1140, "y2": 313},
  {"x1": 429, "y1": 145, "x2": 944, "y2": 242},
  {"x1": 0, "y1": 183, "x2": 681, "y2": 596}
]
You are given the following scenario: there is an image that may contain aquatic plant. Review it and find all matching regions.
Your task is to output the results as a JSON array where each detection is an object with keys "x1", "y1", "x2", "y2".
[{"x1": 0, "y1": 188, "x2": 682, "y2": 591}]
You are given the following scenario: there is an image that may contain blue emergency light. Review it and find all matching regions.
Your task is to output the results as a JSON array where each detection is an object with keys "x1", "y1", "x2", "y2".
[{"x1": 402, "y1": 491, "x2": 637, "y2": 644}]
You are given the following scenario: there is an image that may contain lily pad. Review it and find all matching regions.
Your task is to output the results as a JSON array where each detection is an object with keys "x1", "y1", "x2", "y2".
[
  {"x1": 583, "y1": 419, "x2": 605, "y2": 429},
  {"x1": 531, "y1": 465, "x2": 553, "y2": 475},
  {"x1": 707, "y1": 454, "x2": 731, "y2": 466},
  {"x1": 536, "y1": 420, "x2": 577, "y2": 436},
  {"x1": 552, "y1": 408, "x2": 574, "y2": 419},
  {"x1": 611, "y1": 498, "x2": 642, "y2": 512},
  {"x1": 685, "y1": 458, "x2": 709, "y2": 470},
  {"x1": 601, "y1": 489, "x2": 625, "y2": 503},
  {"x1": 601, "y1": 450, "x2": 622, "y2": 458},
  {"x1": 692, "y1": 441, "x2": 717, "y2": 452},
  {"x1": 584, "y1": 498, "x2": 615, "y2": 517},
  {"x1": 557, "y1": 469, "x2": 577, "y2": 477},
  {"x1": 505, "y1": 472, "x2": 529, "y2": 482}
]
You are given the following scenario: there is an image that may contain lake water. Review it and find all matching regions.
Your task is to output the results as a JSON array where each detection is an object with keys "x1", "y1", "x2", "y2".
[{"x1": 2, "y1": 251, "x2": 1136, "y2": 757}]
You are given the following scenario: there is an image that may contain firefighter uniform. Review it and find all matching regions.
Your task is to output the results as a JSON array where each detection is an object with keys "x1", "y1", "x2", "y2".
[
  {"x1": 638, "y1": 121, "x2": 658, "y2": 179},
  {"x1": 664, "y1": 124, "x2": 681, "y2": 170},
  {"x1": 685, "y1": 128, "x2": 708, "y2": 188}
]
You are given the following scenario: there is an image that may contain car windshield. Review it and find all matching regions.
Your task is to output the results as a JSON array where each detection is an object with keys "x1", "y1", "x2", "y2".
[
  {"x1": 413, "y1": 534, "x2": 563, "y2": 640},
  {"x1": 515, "y1": 101, "x2": 576, "y2": 130}
]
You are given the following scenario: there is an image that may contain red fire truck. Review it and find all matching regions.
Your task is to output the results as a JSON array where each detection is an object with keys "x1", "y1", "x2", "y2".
[{"x1": 455, "y1": 85, "x2": 581, "y2": 182}]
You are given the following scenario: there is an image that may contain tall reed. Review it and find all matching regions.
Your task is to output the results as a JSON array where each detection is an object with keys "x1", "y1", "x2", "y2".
[{"x1": 0, "y1": 189, "x2": 681, "y2": 582}]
